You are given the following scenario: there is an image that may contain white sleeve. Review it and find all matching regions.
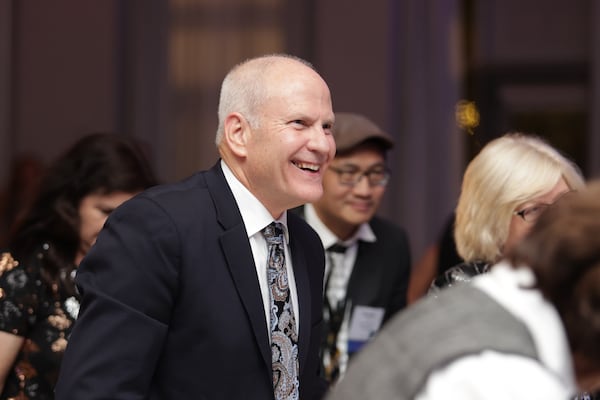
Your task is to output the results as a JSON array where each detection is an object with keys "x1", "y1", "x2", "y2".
[{"x1": 415, "y1": 351, "x2": 575, "y2": 400}]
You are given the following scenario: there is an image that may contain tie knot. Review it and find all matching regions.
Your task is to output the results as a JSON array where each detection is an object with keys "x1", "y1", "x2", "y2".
[
  {"x1": 327, "y1": 243, "x2": 347, "y2": 254},
  {"x1": 262, "y1": 222, "x2": 284, "y2": 245}
]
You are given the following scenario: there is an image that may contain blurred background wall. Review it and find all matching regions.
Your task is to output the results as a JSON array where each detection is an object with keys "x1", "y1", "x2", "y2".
[{"x1": 0, "y1": 0, "x2": 598, "y2": 262}]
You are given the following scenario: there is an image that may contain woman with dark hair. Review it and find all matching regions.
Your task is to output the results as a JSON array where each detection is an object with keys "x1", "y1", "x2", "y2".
[{"x1": 0, "y1": 133, "x2": 157, "y2": 399}]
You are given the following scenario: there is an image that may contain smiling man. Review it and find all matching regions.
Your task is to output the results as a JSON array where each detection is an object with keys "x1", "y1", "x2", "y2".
[
  {"x1": 55, "y1": 54, "x2": 335, "y2": 400},
  {"x1": 294, "y1": 112, "x2": 411, "y2": 386}
]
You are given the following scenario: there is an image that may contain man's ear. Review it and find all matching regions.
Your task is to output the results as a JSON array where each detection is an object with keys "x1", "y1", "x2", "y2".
[{"x1": 223, "y1": 112, "x2": 250, "y2": 158}]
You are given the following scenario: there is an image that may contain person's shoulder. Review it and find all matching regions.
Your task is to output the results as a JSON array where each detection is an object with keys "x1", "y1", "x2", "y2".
[
  {"x1": 288, "y1": 211, "x2": 322, "y2": 247},
  {"x1": 429, "y1": 261, "x2": 491, "y2": 294},
  {"x1": 288, "y1": 210, "x2": 314, "y2": 235},
  {"x1": 370, "y1": 215, "x2": 409, "y2": 241},
  {"x1": 370, "y1": 215, "x2": 406, "y2": 232},
  {"x1": 140, "y1": 162, "x2": 229, "y2": 205},
  {"x1": 121, "y1": 171, "x2": 213, "y2": 215},
  {"x1": 288, "y1": 205, "x2": 305, "y2": 219},
  {"x1": 143, "y1": 171, "x2": 209, "y2": 199}
]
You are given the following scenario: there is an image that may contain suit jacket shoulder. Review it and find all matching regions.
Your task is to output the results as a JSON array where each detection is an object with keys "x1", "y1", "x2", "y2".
[
  {"x1": 57, "y1": 162, "x2": 329, "y2": 399},
  {"x1": 348, "y1": 215, "x2": 412, "y2": 321},
  {"x1": 369, "y1": 216, "x2": 409, "y2": 244}
]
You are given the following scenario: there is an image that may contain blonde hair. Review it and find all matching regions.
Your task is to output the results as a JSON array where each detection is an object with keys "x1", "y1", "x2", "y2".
[
  {"x1": 455, "y1": 132, "x2": 585, "y2": 263},
  {"x1": 215, "y1": 54, "x2": 314, "y2": 146}
]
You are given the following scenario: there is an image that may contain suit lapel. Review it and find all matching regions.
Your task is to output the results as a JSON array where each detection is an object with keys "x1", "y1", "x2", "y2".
[
  {"x1": 287, "y1": 227, "x2": 312, "y2": 375},
  {"x1": 346, "y1": 241, "x2": 380, "y2": 308},
  {"x1": 205, "y1": 162, "x2": 272, "y2": 371}
]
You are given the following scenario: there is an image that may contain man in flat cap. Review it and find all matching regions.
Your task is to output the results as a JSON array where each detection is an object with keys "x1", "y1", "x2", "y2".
[{"x1": 293, "y1": 112, "x2": 411, "y2": 386}]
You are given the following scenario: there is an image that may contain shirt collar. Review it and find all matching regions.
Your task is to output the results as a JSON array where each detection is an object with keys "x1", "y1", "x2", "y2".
[
  {"x1": 221, "y1": 160, "x2": 288, "y2": 240},
  {"x1": 304, "y1": 203, "x2": 375, "y2": 249}
]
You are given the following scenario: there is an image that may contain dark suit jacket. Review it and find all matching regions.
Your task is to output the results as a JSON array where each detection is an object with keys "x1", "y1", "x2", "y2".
[
  {"x1": 346, "y1": 216, "x2": 411, "y2": 323},
  {"x1": 293, "y1": 206, "x2": 411, "y2": 332},
  {"x1": 56, "y1": 162, "x2": 327, "y2": 400}
]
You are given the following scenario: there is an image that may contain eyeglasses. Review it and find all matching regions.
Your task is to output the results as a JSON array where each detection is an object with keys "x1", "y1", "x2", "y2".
[
  {"x1": 513, "y1": 204, "x2": 550, "y2": 223},
  {"x1": 513, "y1": 190, "x2": 576, "y2": 223},
  {"x1": 328, "y1": 166, "x2": 391, "y2": 187}
]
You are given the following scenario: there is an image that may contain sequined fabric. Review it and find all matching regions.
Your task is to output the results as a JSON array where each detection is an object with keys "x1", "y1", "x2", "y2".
[
  {"x1": 428, "y1": 261, "x2": 491, "y2": 295},
  {"x1": 0, "y1": 247, "x2": 79, "y2": 400},
  {"x1": 262, "y1": 222, "x2": 299, "y2": 400}
]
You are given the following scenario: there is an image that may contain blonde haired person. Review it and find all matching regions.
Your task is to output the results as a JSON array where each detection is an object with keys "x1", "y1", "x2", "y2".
[
  {"x1": 326, "y1": 181, "x2": 600, "y2": 400},
  {"x1": 429, "y1": 132, "x2": 584, "y2": 293}
]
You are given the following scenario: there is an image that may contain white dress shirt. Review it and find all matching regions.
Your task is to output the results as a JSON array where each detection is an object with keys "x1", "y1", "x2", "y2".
[
  {"x1": 221, "y1": 160, "x2": 299, "y2": 337},
  {"x1": 304, "y1": 203, "x2": 376, "y2": 375}
]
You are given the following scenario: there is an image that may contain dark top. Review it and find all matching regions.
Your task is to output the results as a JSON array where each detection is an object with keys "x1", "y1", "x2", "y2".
[
  {"x1": 54, "y1": 162, "x2": 326, "y2": 400},
  {"x1": 436, "y1": 214, "x2": 463, "y2": 276},
  {"x1": 0, "y1": 246, "x2": 79, "y2": 400}
]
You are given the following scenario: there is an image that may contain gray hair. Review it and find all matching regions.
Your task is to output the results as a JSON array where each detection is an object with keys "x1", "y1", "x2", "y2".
[{"x1": 215, "y1": 54, "x2": 314, "y2": 146}]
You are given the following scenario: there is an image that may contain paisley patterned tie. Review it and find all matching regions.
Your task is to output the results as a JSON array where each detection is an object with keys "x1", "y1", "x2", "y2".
[{"x1": 262, "y1": 222, "x2": 299, "y2": 400}]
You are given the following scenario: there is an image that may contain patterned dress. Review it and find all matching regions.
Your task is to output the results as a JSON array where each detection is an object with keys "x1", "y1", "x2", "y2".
[{"x1": 0, "y1": 247, "x2": 79, "y2": 400}]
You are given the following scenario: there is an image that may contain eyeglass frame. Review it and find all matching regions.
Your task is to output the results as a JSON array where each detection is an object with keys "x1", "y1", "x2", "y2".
[
  {"x1": 513, "y1": 190, "x2": 576, "y2": 223},
  {"x1": 327, "y1": 165, "x2": 391, "y2": 187},
  {"x1": 513, "y1": 203, "x2": 551, "y2": 223}
]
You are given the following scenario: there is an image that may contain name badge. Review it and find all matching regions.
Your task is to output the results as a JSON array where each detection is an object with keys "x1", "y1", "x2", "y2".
[{"x1": 347, "y1": 305, "x2": 384, "y2": 354}]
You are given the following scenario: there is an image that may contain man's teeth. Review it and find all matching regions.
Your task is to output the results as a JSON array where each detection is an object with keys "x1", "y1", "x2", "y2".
[{"x1": 294, "y1": 162, "x2": 319, "y2": 171}]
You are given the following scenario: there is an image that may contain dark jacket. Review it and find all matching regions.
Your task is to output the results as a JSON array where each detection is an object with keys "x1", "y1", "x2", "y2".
[{"x1": 56, "y1": 162, "x2": 327, "y2": 399}]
